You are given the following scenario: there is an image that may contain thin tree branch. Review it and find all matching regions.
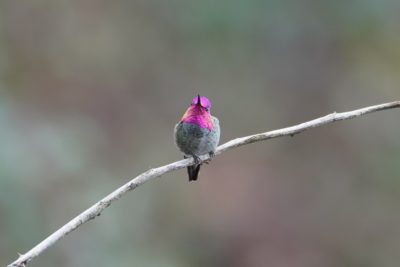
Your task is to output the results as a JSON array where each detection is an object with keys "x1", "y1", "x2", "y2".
[{"x1": 8, "y1": 101, "x2": 400, "y2": 267}]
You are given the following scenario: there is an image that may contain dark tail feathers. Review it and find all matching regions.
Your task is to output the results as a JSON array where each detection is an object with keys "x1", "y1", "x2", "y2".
[{"x1": 187, "y1": 165, "x2": 201, "y2": 181}]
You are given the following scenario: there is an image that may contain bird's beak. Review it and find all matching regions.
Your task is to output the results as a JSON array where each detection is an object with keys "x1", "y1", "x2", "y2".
[{"x1": 196, "y1": 94, "x2": 201, "y2": 106}]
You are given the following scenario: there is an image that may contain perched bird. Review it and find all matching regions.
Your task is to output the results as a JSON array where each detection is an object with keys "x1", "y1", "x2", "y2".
[{"x1": 175, "y1": 95, "x2": 220, "y2": 181}]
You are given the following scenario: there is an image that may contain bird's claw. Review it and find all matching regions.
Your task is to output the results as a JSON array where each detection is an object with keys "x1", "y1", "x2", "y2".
[
  {"x1": 204, "y1": 151, "x2": 215, "y2": 165},
  {"x1": 189, "y1": 151, "x2": 215, "y2": 165},
  {"x1": 192, "y1": 155, "x2": 201, "y2": 165}
]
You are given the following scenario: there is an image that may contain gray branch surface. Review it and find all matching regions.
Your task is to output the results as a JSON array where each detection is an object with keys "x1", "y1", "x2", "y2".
[{"x1": 8, "y1": 101, "x2": 400, "y2": 267}]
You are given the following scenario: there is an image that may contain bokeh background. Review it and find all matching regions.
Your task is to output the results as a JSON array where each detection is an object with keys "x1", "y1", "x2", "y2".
[{"x1": 1, "y1": 1, "x2": 400, "y2": 266}]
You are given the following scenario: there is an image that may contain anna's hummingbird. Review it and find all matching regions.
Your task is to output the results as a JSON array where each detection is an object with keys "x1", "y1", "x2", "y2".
[{"x1": 174, "y1": 95, "x2": 220, "y2": 181}]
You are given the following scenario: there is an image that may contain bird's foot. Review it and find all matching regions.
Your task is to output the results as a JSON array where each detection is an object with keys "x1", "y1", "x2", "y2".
[
  {"x1": 204, "y1": 151, "x2": 215, "y2": 165},
  {"x1": 191, "y1": 154, "x2": 201, "y2": 165}
]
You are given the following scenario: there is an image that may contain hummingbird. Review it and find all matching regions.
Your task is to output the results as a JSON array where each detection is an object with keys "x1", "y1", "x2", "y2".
[{"x1": 174, "y1": 95, "x2": 220, "y2": 181}]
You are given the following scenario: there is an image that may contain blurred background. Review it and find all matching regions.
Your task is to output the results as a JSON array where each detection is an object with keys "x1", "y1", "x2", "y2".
[{"x1": 1, "y1": 1, "x2": 400, "y2": 266}]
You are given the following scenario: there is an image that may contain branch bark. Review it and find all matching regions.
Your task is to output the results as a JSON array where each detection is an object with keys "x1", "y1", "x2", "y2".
[{"x1": 8, "y1": 101, "x2": 400, "y2": 267}]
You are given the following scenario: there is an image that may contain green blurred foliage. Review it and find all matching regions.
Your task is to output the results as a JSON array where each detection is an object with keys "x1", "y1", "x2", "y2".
[{"x1": 1, "y1": 1, "x2": 400, "y2": 266}]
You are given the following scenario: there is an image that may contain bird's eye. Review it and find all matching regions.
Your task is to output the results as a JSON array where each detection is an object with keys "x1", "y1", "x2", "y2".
[{"x1": 204, "y1": 107, "x2": 209, "y2": 112}]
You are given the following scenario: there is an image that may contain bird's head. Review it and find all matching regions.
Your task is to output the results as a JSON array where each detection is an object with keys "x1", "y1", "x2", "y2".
[
  {"x1": 180, "y1": 95, "x2": 213, "y2": 130},
  {"x1": 190, "y1": 94, "x2": 212, "y2": 112}
]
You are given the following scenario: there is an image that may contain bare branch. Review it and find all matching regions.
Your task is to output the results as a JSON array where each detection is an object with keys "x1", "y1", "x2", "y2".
[{"x1": 8, "y1": 101, "x2": 400, "y2": 267}]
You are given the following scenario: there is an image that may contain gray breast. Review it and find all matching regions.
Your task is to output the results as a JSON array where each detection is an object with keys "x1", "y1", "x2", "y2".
[{"x1": 175, "y1": 117, "x2": 220, "y2": 156}]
